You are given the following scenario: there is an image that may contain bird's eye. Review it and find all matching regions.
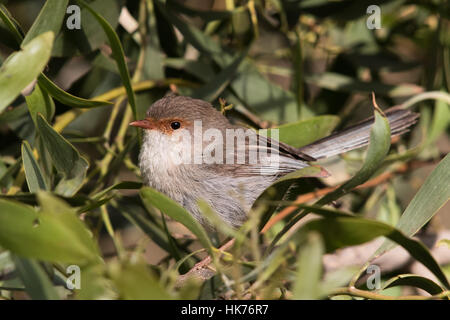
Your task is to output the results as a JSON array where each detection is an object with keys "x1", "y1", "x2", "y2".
[{"x1": 170, "y1": 121, "x2": 181, "y2": 130}]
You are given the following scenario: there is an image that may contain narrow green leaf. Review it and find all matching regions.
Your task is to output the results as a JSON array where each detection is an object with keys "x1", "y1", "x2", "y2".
[
  {"x1": 426, "y1": 96, "x2": 450, "y2": 145},
  {"x1": 226, "y1": 60, "x2": 300, "y2": 122},
  {"x1": 76, "y1": 0, "x2": 137, "y2": 118},
  {"x1": 110, "y1": 261, "x2": 174, "y2": 300},
  {"x1": 37, "y1": 192, "x2": 100, "y2": 259},
  {"x1": 296, "y1": 208, "x2": 450, "y2": 289},
  {"x1": 155, "y1": 0, "x2": 222, "y2": 55},
  {"x1": 52, "y1": 0, "x2": 121, "y2": 57},
  {"x1": 376, "y1": 153, "x2": 450, "y2": 254},
  {"x1": 21, "y1": 0, "x2": 69, "y2": 46},
  {"x1": 0, "y1": 4, "x2": 24, "y2": 44},
  {"x1": 0, "y1": 103, "x2": 28, "y2": 126},
  {"x1": 0, "y1": 158, "x2": 21, "y2": 190},
  {"x1": 12, "y1": 256, "x2": 60, "y2": 300},
  {"x1": 120, "y1": 205, "x2": 173, "y2": 253},
  {"x1": 268, "y1": 115, "x2": 340, "y2": 148},
  {"x1": 0, "y1": 5, "x2": 112, "y2": 109},
  {"x1": 319, "y1": 109, "x2": 391, "y2": 204},
  {"x1": 21, "y1": 141, "x2": 48, "y2": 192},
  {"x1": 92, "y1": 181, "x2": 142, "y2": 200},
  {"x1": 38, "y1": 74, "x2": 113, "y2": 108},
  {"x1": 293, "y1": 231, "x2": 324, "y2": 299},
  {"x1": 0, "y1": 31, "x2": 54, "y2": 114},
  {"x1": 0, "y1": 193, "x2": 100, "y2": 264},
  {"x1": 319, "y1": 266, "x2": 360, "y2": 297},
  {"x1": 144, "y1": 0, "x2": 164, "y2": 80},
  {"x1": 240, "y1": 239, "x2": 292, "y2": 285},
  {"x1": 0, "y1": 5, "x2": 113, "y2": 109},
  {"x1": 383, "y1": 274, "x2": 445, "y2": 295},
  {"x1": 192, "y1": 52, "x2": 245, "y2": 102},
  {"x1": 140, "y1": 187, "x2": 213, "y2": 254},
  {"x1": 25, "y1": 82, "x2": 55, "y2": 124},
  {"x1": 36, "y1": 114, "x2": 89, "y2": 196},
  {"x1": 164, "y1": 58, "x2": 215, "y2": 81}
]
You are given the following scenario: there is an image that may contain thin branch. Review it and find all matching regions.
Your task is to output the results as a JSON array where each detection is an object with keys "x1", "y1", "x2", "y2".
[{"x1": 329, "y1": 287, "x2": 450, "y2": 300}]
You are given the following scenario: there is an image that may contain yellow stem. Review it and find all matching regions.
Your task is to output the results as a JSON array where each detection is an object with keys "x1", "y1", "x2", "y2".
[{"x1": 329, "y1": 287, "x2": 449, "y2": 300}]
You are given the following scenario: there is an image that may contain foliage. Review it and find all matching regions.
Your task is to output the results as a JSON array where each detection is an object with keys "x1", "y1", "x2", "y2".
[{"x1": 0, "y1": 0, "x2": 449, "y2": 300}]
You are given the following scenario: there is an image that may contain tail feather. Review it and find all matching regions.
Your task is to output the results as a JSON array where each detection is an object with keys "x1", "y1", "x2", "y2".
[{"x1": 298, "y1": 107, "x2": 419, "y2": 160}]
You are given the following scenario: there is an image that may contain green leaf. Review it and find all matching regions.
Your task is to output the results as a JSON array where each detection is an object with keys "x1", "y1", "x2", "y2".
[
  {"x1": 426, "y1": 95, "x2": 450, "y2": 145},
  {"x1": 0, "y1": 31, "x2": 54, "y2": 114},
  {"x1": 0, "y1": 158, "x2": 21, "y2": 190},
  {"x1": 12, "y1": 256, "x2": 60, "y2": 300},
  {"x1": 36, "y1": 114, "x2": 89, "y2": 196},
  {"x1": 319, "y1": 109, "x2": 391, "y2": 204},
  {"x1": 155, "y1": 1, "x2": 222, "y2": 55},
  {"x1": 268, "y1": 115, "x2": 340, "y2": 148},
  {"x1": 164, "y1": 58, "x2": 215, "y2": 81},
  {"x1": 21, "y1": 0, "x2": 69, "y2": 46},
  {"x1": 293, "y1": 231, "x2": 324, "y2": 299},
  {"x1": 0, "y1": 101, "x2": 28, "y2": 126},
  {"x1": 25, "y1": 83, "x2": 55, "y2": 124},
  {"x1": 319, "y1": 266, "x2": 360, "y2": 297},
  {"x1": 144, "y1": 0, "x2": 164, "y2": 80},
  {"x1": 296, "y1": 207, "x2": 450, "y2": 289},
  {"x1": 0, "y1": 4, "x2": 112, "y2": 110},
  {"x1": 52, "y1": 0, "x2": 121, "y2": 57},
  {"x1": 21, "y1": 141, "x2": 49, "y2": 192},
  {"x1": 140, "y1": 187, "x2": 213, "y2": 254},
  {"x1": 119, "y1": 201, "x2": 174, "y2": 254},
  {"x1": 376, "y1": 153, "x2": 450, "y2": 254},
  {"x1": 91, "y1": 181, "x2": 142, "y2": 200},
  {"x1": 192, "y1": 52, "x2": 245, "y2": 102},
  {"x1": 382, "y1": 274, "x2": 445, "y2": 295},
  {"x1": 228, "y1": 59, "x2": 301, "y2": 122},
  {"x1": 76, "y1": 0, "x2": 137, "y2": 118},
  {"x1": 241, "y1": 240, "x2": 291, "y2": 286},
  {"x1": 38, "y1": 74, "x2": 113, "y2": 108},
  {"x1": 0, "y1": 4, "x2": 23, "y2": 44},
  {"x1": 0, "y1": 192, "x2": 100, "y2": 264},
  {"x1": 109, "y1": 261, "x2": 174, "y2": 300},
  {"x1": 37, "y1": 192, "x2": 100, "y2": 258}
]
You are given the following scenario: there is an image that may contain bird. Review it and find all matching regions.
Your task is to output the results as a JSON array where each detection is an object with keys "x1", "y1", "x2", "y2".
[{"x1": 130, "y1": 94, "x2": 418, "y2": 229}]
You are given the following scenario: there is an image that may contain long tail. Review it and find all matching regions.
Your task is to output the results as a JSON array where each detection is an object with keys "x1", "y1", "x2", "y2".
[{"x1": 298, "y1": 107, "x2": 419, "y2": 160}]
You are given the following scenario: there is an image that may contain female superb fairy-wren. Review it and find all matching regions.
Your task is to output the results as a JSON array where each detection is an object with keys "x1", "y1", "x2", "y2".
[{"x1": 130, "y1": 95, "x2": 418, "y2": 228}]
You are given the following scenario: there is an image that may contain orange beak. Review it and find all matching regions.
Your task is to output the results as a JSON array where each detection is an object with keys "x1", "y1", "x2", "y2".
[{"x1": 129, "y1": 118, "x2": 156, "y2": 130}]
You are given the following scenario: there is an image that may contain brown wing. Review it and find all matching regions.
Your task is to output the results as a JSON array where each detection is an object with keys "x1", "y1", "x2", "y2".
[{"x1": 199, "y1": 129, "x2": 313, "y2": 178}]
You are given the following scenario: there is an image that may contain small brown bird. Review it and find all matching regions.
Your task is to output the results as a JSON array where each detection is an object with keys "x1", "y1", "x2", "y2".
[{"x1": 130, "y1": 95, "x2": 418, "y2": 228}]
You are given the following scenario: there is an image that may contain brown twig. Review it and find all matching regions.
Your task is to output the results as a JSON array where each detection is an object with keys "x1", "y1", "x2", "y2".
[{"x1": 175, "y1": 238, "x2": 235, "y2": 287}]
